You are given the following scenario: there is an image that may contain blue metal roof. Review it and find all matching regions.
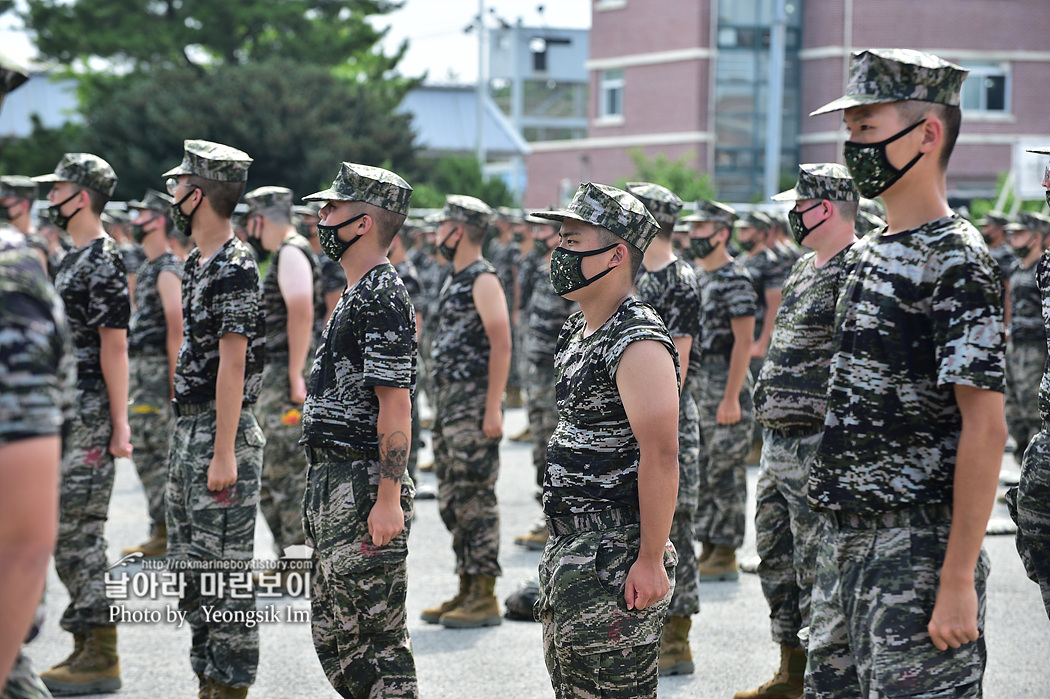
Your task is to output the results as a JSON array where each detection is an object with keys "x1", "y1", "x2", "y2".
[{"x1": 401, "y1": 85, "x2": 530, "y2": 159}]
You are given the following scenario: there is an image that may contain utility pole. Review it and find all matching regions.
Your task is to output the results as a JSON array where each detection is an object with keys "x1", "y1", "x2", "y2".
[
  {"x1": 764, "y1": 0, "x2": 788, "y2": 200},
  {"x1": 476, "y1": 0, "x2": 487, "y2": 169}
]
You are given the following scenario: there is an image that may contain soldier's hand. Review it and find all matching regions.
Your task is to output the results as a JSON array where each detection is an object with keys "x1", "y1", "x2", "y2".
[
  {"x1": 928, "y1": 577, "x2": 980, "y2": 651},
  {"x1": 109, "y1": 421, "x2": 133, "y2": 458},
  {"x1": 624, "y1": 559, "x2": 669, "y2": 611},
  {"x1": 289, "y1": 373, "x2": 307, "y2": 405},
  {"x1": 482, "y1": 406, "x2": 503, "y2": 439},
  {"x1": 207, "y1": 452, "x2": 238, "y2": 492},
  {"x1": 368, "y1": 500, "x2": 404, "y2": 547},
  {"x1": 716, "y1": 397, "x2": 741, "y2": 425}
]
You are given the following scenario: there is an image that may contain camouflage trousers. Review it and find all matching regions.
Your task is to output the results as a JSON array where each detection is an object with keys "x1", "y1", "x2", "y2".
[
  {"x1": 2, "y1": 652, "x2": 50, "y2": 699},
  {"x1": 805, "y1": 505, "x2": 988, "y2": 698},
  {"x1": 1006, "y1": 427, "x2": 1050, "y2": 620},
  {"x1": 668, "y1": 384, "x2": 700, "y2": 617},
  {"x1": 166, "y1": 407, "x2": 265, "y2": 688},
  {"x1": 691, "y1": 363, "x2": 754, "y2": 548},
  {"x1": 128, "y1": 355, "x2": 174, "y2": 528},
  {"x1": 755, "y1": 428, "x2": 824, "y2": 646},
  {"x1": 1005, "y1": 340, "x2": 1046, "y2": 462},
  {"x1": 256, "y1": 362, "x2": 308, "y2": 554},
  {"x1": 303, "y1": 450, "x2": 417, "y2": 698},
  {"x1": 55, "y1": 387, "x2": 116, "y2": 633},
  {"x1": 538, "y1": 517, "x2": 677, "y2": 699},
  {"x1": 526, "y1": 358, "x2": 559, "y2": 489},
  {"x1": 431, "y1": 377, "x2": 502, "y2": 577}
]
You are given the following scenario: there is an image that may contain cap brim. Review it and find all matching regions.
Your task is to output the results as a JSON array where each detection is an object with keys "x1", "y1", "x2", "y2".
[
  {"x1": 301, "y1": 188, "x2": 342, "y2": 202},
  {"x1": 532, "y1": 209, "x2": 582, "y2": 224},
  {"x1": 162, "y1": 164, "x2": 192, "y2": 178},
  {"x1": 32, "y1": 173, "x2": 63, "y2": 184},
  {"x1": 770, "y1": 188, "x2": 799, "y2": 202},
  {"x1": 809, "y1": 93, "x2": 898, "y2": 117},
  {"x1": 1026, "y1": 148, "x2": 1050, "y2": 155}
]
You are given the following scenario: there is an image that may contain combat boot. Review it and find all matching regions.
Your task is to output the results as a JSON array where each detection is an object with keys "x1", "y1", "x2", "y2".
[
  {"x1": 440, "y1": 575, "x2": 502, "y2": 628},
  {"x1": 198, "y1": 673, "x2": 215, "y2": 699},
  {"x1": 510, "y1": 425, "x2": 533, "y2": 442},
  {"x1": 421, "y1": 574, "x2": 472, "y2": 623},
  {"x1": 513, "y1": 521, "x2": 549, "y2": 550},
  {"x1": 698, "y1": 545, "x2": 739, "y2": 581},
  {"x1": 732, "y1": 643, "x2": 805, "y2": 699},
  {"x1": 121, "y1": 522, "x2": 167, "y2": 558},
  {"x1": 50, "y1": 633, "x2": 86, "y2": 670},
  {"x1": 212, "y1": 683, "x2": 249, "y2": 699},
  {"x1": 658, "y1": 615, "x2": 695, "y2": 676},
  {"x1": 40, "y1": 625, "x2": 121, "y2": 695},
  {"x1": 697, "y1": 541, "x2": 714, "y2": 564}
]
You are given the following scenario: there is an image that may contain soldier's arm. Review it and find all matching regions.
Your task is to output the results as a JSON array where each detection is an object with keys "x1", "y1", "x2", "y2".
[
  {"x1": 928, "y1": 384, "x2": 1006, "y2": 650},
  {"x1": 671, "y1": 335, "x2": 692, "y2": 380},
  {"x1": 753, "y1": 287, "x2": 781, "y2": 357},
  {"x1": 473, "y1": 272, "x2": 511, "y2": 439},
  {"x1": 371, "y1": 384, "x2": 411, "y2": 547},
  {"x1": 209, "y1": 332, "x2": 247, "y2": 491},
  {"x1": 277, "y1": 245, "x2": 314, "y2": 404},
  {"x1": 100, "y1": 326, "x2": 132, "y2": 457},
  {"x1": 619, "y1": 339, "x2": 679, "y2": 610},
  {"x1": 157, "y1": 269, "x2": 183, "y2": 402},
  {"x1": 720, "y1": 315, "x2": 755, "y2": 425}
]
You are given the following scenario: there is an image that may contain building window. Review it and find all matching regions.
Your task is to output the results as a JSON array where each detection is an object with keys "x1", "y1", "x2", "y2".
[
  {"x1": 961, "y1": 62, "x2": 1008, "y2": 113},
  {"x1": 599, "y1": 68, "x2": 624, "y2": 118}
]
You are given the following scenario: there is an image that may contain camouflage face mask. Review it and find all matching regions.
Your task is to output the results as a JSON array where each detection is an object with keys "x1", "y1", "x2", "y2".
[
  {"x1": 170, "y1": 187, "x2": 200, "y2": 237},
  {"x1": 437, "y1": 227, "x2": 460, "y2": 262},
  {"x1": 687, "y1": 234, "x2": 719, "y2": 260},
  {"x1": 788, "y1": 201, "x2": 827, "y2": 246},
  {"x1": 843, "y1": 119, "x2": 926, "y2": 199},
  {"x1": 317, "y1": 212, "x2": 365, "y2": 261},
  {"x1": 130, "y1": 214, "x2": 161, "y2": 244},
  {"x1": 548, "y1": 243, "x2": 618, "y2": 296}
]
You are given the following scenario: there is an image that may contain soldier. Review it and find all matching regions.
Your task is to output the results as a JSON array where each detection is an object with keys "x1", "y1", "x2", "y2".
[
  {"x1": 806, "y1": 49, "x2": 1006, "y2": 697},
  {"x1": 298, "y1": 162, "x2": 418, "y2": 698},
  {"x1": 121, "y1": 189, "x2": 183, "y2": 560},
  {"x1": 737, "y1": 164, "x2": 859, "y2": 699},
  {"x1": 532, "y1": 182, "x2": 679, "y2": 698},
  {"x1": 420, "y1": 195, "x2": 511, "y2": 629},
  {"x1": 104, "y1": 210, "x2": 145, "y2": 306},
  {"x1": 491, "y1": 208, "x2": 524, "y2": 410},
  {"x1": 735, "y1": 211, "x2": 787, "y2": 368},
  {"x1": 627, "y1": 181, "x2": 701, "y2": 676},
  {"x1": 242, "y1": 186, "x2": 318, "y2": 570},
  {"x1": 162, "y1": 140, "x2": 265, "y2": 699},
  {"x1": 979, "y1": 210, "x2": 1019, "y2": 281},
  {"x1": 683, "y1": 200, "x2": 757, "y2": 582},
  {"x1": 386, "y1": 224, "x2": 424, "y2": 483},
  {"x1": 1006, "y1": 146, "x2": 1050, "y2": 620},
  {"x1": 29, "y1": 153, "x2": 130, "y2": 696},
  {"x1": 0, "y1": 175, "x2": 48, "y2": 271}
]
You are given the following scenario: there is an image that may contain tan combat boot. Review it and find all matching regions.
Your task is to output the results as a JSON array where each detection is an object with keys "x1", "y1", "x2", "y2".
[
  {"x1": 198, "y1": 672, "x2": 215, "y2": 699},
  {"x1": 421, "y1": 574, "x2": 472, "y2": 623},
  {"x1": 513, "y1": 521, "x2": 549, "y2": 551},
  {"x1": 698, "y1": 545, "x2": 739, "y2": 581},
  {"x1": 121, "y1": 522, "x2": 168, "y2": 558},
  {"x1": 212, "y1": 684, "x2": 249, "y2": 699},
  {"x1": 40, "y1": 625, "x2": 121, "y2": 695},
  {"x1": 49, "y1": 633, "x2": 86, "y2": 670},
  {"x1": 658, "y1": 615, "x2": 695, "y2": 676},
  {"x1": 440, "y1": 575, "x2": 502, "y2": 628},
  {"x1": 697, "y1": 541, "x2": 714, "y2": 564},
  {"x1": 733, "y1": 643, "x2": 805, "y2": 699}
]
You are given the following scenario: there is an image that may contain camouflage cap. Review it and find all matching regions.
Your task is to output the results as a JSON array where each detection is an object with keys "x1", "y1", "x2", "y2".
[
  {"x1": 128, "y1": 188, "x2": 174, "y2": 212},
  {"x1": 496, "y1": 206, "x2": 525, "y2": 224},
  {"x1": 1026, "y1": 147, "x2": 1050, "y2": 156},
  {"x1": 34, "y1": 153, "x2": 118, "y2": 197},
  {"x1": 0, "y1": 48, "x2": 29, "y2": 98},
  {"x1": 244, "y1": 185, "x2": 294, "y2": 217},
  {"x1": 101, "y1": 209, "x2": 129, "y2": 225},
  {"x1": 439, "y1": 194, "x2": 494, "y2": 229},
  {"x1": 533, "y1": 182, "x2": 659, "y2": 252},
  {"x1": 1016, "y1": 211, "x2": 1050, "y2": 235},
  {"x1": 625, "y1": 182, "x2": 685, "y2": 226},
  {"x1": 976, "y1": 210, "x2": 1009, "y2": 228},
  {"x1": 734, "y1": 210, "x2": 772, "y2": 230},
  {"x1": 772, "y1": 163, "x2": 858, "y2": 203},
  {"x1": 681, "y1": 200, "x2": 738, "y2": 225},
  {"x1": 302, "y1": 162, "x2": 413, "y2": 216},
  {"x1": 0, "y1": 175, "x2": 38, "y2": 201},
  {"x1": 293, "y1": 203, "x2": 321, "y2": 218},
  {"x1": 810, "y1": 49, "x2": 968, "y2": 116},
  {"x1": 162, "y1": 139, "x2": 252, "y2": 183}
]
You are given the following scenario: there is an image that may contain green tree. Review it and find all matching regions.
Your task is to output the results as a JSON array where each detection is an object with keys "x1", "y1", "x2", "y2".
[
  {"x1": 0, "y1": 115, "x2": 84, "y2": 178},
  {"x1": 410, "y1": 155, "x2": 515, "y2": 209},
  {"x1": 615, "y1": 149, "x2": 717, "y2": 202}
]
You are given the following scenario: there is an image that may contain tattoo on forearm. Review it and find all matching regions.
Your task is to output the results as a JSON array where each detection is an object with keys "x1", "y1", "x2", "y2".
[{"x1": 377, "y1": 431, "x2": 409, "y2": 481}]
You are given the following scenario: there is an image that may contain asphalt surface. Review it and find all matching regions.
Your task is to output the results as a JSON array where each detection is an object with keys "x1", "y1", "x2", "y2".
[{"x1": 24, "y1": 406, "x2": 1050, "y2": 698}]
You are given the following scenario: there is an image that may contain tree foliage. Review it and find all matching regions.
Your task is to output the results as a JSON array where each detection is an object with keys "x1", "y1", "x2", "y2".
[
  {"x1": 615, "y1": 148, "x2": 717, "y2": 203},
  {"x1": 0, "y1": 115, "x2": 84, "y2": 178},
  {"x1": 410, "y1": 155, "x2": 515, "y2": 210}
]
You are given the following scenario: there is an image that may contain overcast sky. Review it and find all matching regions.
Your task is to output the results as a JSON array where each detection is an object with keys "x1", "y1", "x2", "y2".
[{"x1": 0, "y1": 0, "x2": 591, "y2": 82}]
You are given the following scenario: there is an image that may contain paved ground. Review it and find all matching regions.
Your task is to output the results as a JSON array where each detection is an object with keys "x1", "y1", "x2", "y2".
[{"x1": 23, "y1": 406, "x2": 1050, "y2": 697}]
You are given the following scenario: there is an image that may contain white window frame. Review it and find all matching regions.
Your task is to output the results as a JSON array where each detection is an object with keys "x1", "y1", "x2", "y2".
[
  {"x1": 597, "y1": 68, "x2": 624, "y2": 124},
  {"x1": 960, "y1": 61, "x2": 1010, "y2": 115}
]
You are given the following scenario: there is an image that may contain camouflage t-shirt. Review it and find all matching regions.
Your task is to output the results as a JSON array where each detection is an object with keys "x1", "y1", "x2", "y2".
[
  {"x1": 990, "y1": 243, "x2": 1019, "y2": 281},
  {"x1": 811, "y1": 215, "x2": 1006, "y2": 515},
  {"x1": 431, "y1": 259, "x2": 500, "y2": 382},
  {"x1": 301, "y1": 263, "x2": 416, "y2": 449},
  {"x1": 753, "y1": 246, "x2": 851, "y2": 433},
  {"x1": 0, "y1": 229, "x2": 75, "y2": 446},
  {"x1": 525, "y1": 258, "x2": 577, "y2": 363},
  {"x1": 491, "y1": 240, "x2": 521, "y2": 311},
  {"x1": 394, "y1": 258, "x2": 422, "y2": 307},
  {"x1": 262, "y1": 234, "x2": 319, "y2": 360},
  {"x1": 698, "y1": 260, "x2": 757, "y2": 363},
  {"x1": 543, "y1": 298, "x2": 680, "y2": 518},
  {"x1": 1009, "y1": 260, "x2": 1043, "y2": 343},
  {"x1": 119, "y1": 241, "x2": 146, "y2": 279},
  {"x1": 636, "y1": 258, "x2": 702, "y2": 384},
  {"x1": 518, "y1": 251, "x2": 542, "y2": 312},
  {"x1": 742, "y1": 247, "x2": 789, "y2": 341},
  {"x1": 1036, "y1": 251, "x2": 1050, "y2": 421},
  {"x1": 174, "y1": 237, "x2": 265, "y2": 404},
  {"x1": 129, "y1": 252, "x2": 183, "y2": 356},
  {"x1": 54, "y1": 235, "x2": 130, "y2": 385}
]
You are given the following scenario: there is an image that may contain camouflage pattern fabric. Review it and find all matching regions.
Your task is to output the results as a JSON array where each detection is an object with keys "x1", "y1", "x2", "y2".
[
  {"x1": 1006, "y1": 431, "x2": 1050, "y2": 620},
  {"x1": 771, "y1": 163, "x2": 859, "y2": 203},
  {"x1": 755, "y1": 429, "x2": 824, "y2": 646},
  {"x1": 394, "y1": 257, "x2": 423, "y2": 473},
  {"x1": 165, "y1": 408, "x2": 265, "y2": 688},
  {"x1": 681, "y1": 199, "x2": 737, "y2": 225},
  {"x1": 1009, "y1": 260, "x2": 1043, "y2": 342},
  {"x1": 524, "y1": 258, "x2": 576, "y2": 364},
  {"x1": 490, "y1": 239, "x2": 521, "y2": 314},
  {"x1": 54, "y1": 236, "x2": 130, "y2": 385},
  {"x1": 33, "y1": 153, "x2": 118, "y2": 197},
  {"x1": 174, "y1": 237, "x2": 265, "y2": 405},
  {"x1": 243, "y1": 186, "x2": 293, "y2": 216},
  {"x1": 806, "y1": 508, "x2": 988, "y2": 697},
  {"x1": 55, "y1": 388, "x2": 116, "y2": 633},
  {"x1": 989, "y1": 243, "x2": 1018, "y2": 280},
  {"x1": 438, "y1": 194, "x2": 494, "y2": 229},
  {"x1": 431, "y1": 377, "x2": 502, "y2": 577},
  {"x1": 302, "y1": 162, "x2": 413, "y2": 217},
  {"x1": 313, "y1": 250, "x2": 346, "y2": 346},
  {"x1": 810, "y1": 48, "x2": 969, "y2": 116},
  {"x1": 697, "y1": 260, "x2": 757, "y2": 363},
  {"x1": 742, "y1": 247, "x2": 789, "y2": 344},
  {"x1": 527, "y1": 361, "x2": 559, "y2": 488},
  {"x1": 534, "y1": 182, "x2": 660, "y2": 253},
  {"x1": 127, "y1": 188, "x2": 172, "y2": 213},
  {"x1": 811, "y1": 215, "x2": 1006, "y2": 516},
  {"x1": 636, "y1": 259, "x2": 702, "y2": 375},
  {"x1": 754, "y1": 248, "x2": 851, "y2": 434},
  {"x1": 302, "y1": 263, "x2": 416, "y2": 449},
  {"x1": 262, "y1": 234, "x2": 319, "y2": 359},
  {"x1": 128, "y1": 251, "x2": 183, "y2": 355},
  {"x1": 1005, "y1": 340, "x2": 1045, "y2": 461},
  {"x1": 0, "y1": 174, "x2": 37, "y2": 201},
  {"x1": 537, "y1": 522, "x2": 677, "y2": 698},
  {"x1": 3, "y1": 651, "x2": 51, "y2": 699},
  {"x1": 162, "y1": 140, "x2": 252, "y2": 183},
  {"x1": 430, "y1": 259, "x2": 499, "y2": 382},
  {"x1": 692, "y1": 363, "x2": 753, "y2": 548},
  {"x1": 119, "y1": 242, "x2": 146, "y2": 282},
  {"x1": 304, "y1": 454, "x2": 416, "y2": 698},
  {"x1": 625, "y1": 182, "x2": 684, "y2": 226},
  {"x1": 256, "y1": 363, "x2": 308, "y2": 553},
  {"x1": 128, "y1": 355, "x2": 174, "y2": 527}
]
